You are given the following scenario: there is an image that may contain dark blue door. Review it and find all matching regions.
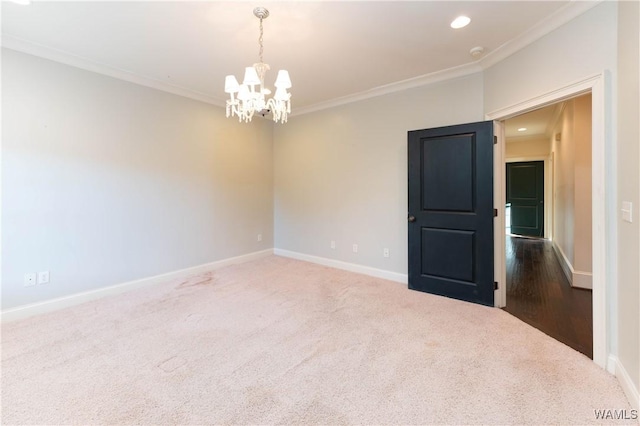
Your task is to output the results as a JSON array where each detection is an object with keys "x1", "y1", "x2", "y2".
[
  {"x1": 408, "y1": 121, "x2": 494, "y2": 306},
  {"x1": 506, "y1": 161, "x2": 544, "y2": 237}
]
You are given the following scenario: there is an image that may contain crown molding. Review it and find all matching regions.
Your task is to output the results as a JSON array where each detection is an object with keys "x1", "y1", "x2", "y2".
[
  {"x1": 292, "y1": 61, "x2": 483, "y2": 117},
  {"x1": 478, "y1": 0, "x2": 603, "y2": 70},
  {"x1": 293, "y1": 0, "x2": 602, "y2": 117},
  {"x1": 1, "y1": 33, "x2": 226, "y2": 108},
  {"x1": 1, "y1": 0, "x2": 602, "y2": 115},
  {"x1": 486, "y1": 73, "x2": 600, "y2": 120}
]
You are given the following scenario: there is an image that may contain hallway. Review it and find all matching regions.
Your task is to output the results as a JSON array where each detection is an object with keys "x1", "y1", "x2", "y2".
[{"x1": 504, "y1": 235, "x2": 593, "y2": 358}]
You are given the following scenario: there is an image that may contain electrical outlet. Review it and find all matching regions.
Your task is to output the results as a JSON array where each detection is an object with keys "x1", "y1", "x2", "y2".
[
  {"x1": 352, "y1": 244, "x2": 358, "y2": 253},
  {"x1": 24, "y1": 273, "x2": 36, "y2": 287},
  {"x1": 383, "y1": 248, "x2": 390, "y2": 258},
  {"x1": 38, "y1": 271, "x2": 50, "y2": 284},
  {"x1": 257, "y1": 234, "x2": 262, "y2": 242},
  {"x1": 330, "y1": 240, "x2": 336, "y2": 249}
]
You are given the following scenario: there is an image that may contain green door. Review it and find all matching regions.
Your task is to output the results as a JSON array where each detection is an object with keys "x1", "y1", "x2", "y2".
[{"x1": 506, "y1": 161, "x2": 544, "y2": 237}]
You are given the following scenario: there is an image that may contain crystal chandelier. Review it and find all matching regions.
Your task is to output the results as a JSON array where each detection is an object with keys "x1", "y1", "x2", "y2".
[{"x1": 224, "y1": 7, "x2": 292, "y2": 124}]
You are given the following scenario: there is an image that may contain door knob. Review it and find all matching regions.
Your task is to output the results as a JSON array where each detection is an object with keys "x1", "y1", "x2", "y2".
[{"x1": 408, "y1": 215, "x2": 416, "y2": 223}]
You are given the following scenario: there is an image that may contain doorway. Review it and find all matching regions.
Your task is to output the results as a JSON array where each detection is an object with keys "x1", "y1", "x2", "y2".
[
  {"x1": 506, "y1": 161, "x2": 545, "y2": 238},
  {"x1": 407, "y1": 74, "x2": 608, "y2": 368},
  {"x1": 500, "y1": 95, "x2": 593, "y2": 358}
]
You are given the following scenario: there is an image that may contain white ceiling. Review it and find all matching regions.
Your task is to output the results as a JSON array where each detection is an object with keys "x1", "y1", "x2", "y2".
[
  {"x1": 505, "y1": 103, "x2": 559, "y2": 139},
  {"x1": 2, "y1": 1, "x2": 598, "y2": 113}
]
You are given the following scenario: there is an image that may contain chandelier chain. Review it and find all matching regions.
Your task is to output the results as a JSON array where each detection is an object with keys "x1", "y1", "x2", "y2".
[
  {"x1": 258, "y1": 17, "x2": 264, "y2": 64},
  {"x1": 225, "y1": 7, "x2": 291, "y2": 124}
]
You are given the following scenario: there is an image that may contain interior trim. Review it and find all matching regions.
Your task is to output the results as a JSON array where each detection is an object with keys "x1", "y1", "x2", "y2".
[
  {"x1": 1, "y1": 34, "x2": 226, "y2": 108},
  {"x1": 608, "y1": 355, "x2": 640, "y2": 411},
  {"x1": 1, "y1": 1, "x2": 602, "y2": 117},
  {"x1": 274, "y1": 249, "x2": 408, "y2": 284},
  {"x1": 1, "y1": 249, "x2": 274, "y2": 323},
  {"x1": 487, "y1": 72, "x2": 610, "y2": 370},
  {"x1": 292, "y1": 63, "x2": 482, "y2": 116},
  {"x1": 478, "y1": 1, "x2": 602, "y2": 70},
  {"x1": 552, "y1": 240, "x2": 575, "y2": 284}
]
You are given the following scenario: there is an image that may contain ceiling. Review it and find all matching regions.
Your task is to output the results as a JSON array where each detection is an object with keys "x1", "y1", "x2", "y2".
[
  {"x1": 505, "y1": 103, "x2": 559, "y2": 140},
  {"x1": 2, "y1": 1, "x2": 598, "y2": 113}
]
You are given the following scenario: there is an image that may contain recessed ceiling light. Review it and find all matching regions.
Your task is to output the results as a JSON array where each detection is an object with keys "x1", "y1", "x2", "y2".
[
  {"x1": 518, "y1": 127, "x2": 527, "y2": 132},
  {"x1": 451, "y1": 16, "x2": 471, "y2": 29},
  {"x1": 9, "y1": 0, "x2": 31, "y2": 4}
]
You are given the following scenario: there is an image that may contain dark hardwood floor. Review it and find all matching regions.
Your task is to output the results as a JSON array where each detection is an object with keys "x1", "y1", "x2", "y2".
[{"x1": 503, "y1": 235, "x2": 593, "y2": 358}]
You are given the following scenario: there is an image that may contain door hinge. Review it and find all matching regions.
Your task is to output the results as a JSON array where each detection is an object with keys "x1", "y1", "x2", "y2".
[
  {"x1": 494, "y1": 281, "x2": 499, "y2": 290},
  {"x1": 493, "y1": 208, "x2": 498, "y2": 217},
  {"x1": 494, "y1": 135, "x2": 498, "y2": 145}
]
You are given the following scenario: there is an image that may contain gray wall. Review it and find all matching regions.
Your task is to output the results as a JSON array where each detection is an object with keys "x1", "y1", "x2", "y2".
[
  {"x1": 483, "y1": 3, "x2": 617, "y2": 113},
  {"x1": 550, "y1": 95, "x2": 593, "y2": 279},
  {"x1": 2, "y1": 49, "x2": 274, "y2": 309},
  {"x1": 274, "y1": 74, "x2": 484, "y2": 275},
  {"x1": 488, "y1": 0, "x2": 637, "y2": 393},
  {"x1": 483, "y1": 0, "x2": 626, "y2": 365},
  {"x1": 2, "y1": 0, "x2": 638, "y2": 402},
  {"x1": 617, "y1": 0, "x2": 640, "y2": 394},
  {"x1": 275, "y1": 0, "x2": 638, "y2": 396},
  {"x1": 553, "y1": 101, "x2": 577, "y2": 270}
]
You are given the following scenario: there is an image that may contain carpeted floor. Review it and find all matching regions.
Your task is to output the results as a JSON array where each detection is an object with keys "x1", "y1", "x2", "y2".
[{"x1": 1, "y1": 256, "x2": 633, "y2": 424}]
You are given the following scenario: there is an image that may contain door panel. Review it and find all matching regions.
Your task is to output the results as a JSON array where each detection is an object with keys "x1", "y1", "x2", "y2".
[
  {"x1": 408, "y1": 121, "x2": 494, "y2": 306},
  {"x1": 421, "y1": 228, "x2": 474, "y2": 282},
  {"x1": 506, "y1": 161, "x2": 544, "y2": 237},
  {"x1": 422, "y1": 135, "x2": 474, "y2": 212}
]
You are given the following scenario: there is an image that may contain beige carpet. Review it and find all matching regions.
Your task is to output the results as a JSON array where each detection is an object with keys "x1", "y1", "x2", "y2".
[{"x1": 1, "y1": 256, "x2": 633, "y2": 424}]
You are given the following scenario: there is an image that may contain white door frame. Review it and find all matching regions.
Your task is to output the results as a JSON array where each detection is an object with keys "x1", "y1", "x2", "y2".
[{"x1": 487, "y1": 72, "x2": 611, "y2": 369}]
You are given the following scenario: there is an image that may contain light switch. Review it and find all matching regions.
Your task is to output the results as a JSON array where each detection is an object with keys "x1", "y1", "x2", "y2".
[
  {"x1": 622, "y1": 201, "x2": 633, "y2": 223},
  {"x1": 37, "y1": 271, "x2": 50, "y2": 284}
]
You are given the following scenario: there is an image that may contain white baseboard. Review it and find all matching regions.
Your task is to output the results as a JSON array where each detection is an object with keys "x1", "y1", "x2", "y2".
[
  {"x1": 274, "y1": 248, "x2": 408, "y2": 284},
  {"x1": 572, "y1": 270, "x2": 593, "y2": 290},
  {"x1": 552, "y1": 241, "x2": 574, "y2": 284},
  {"x1": 608, "y1": 355, "x2": 640, "y2": 410},
  {"x1": 1, "y1": 249, "x2": 274, "y2": 323},
  {"x1": 551, "y1": 241, "x2": 593, "y2": 289},
  {"x1": 607, "y1": 355, "x2": 617, "y2": 374}
]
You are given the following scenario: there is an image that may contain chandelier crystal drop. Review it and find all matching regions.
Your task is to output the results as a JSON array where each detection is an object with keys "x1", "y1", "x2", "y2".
[{"x1": 225, "y1": 7, "x2": 292, "y2": 124}]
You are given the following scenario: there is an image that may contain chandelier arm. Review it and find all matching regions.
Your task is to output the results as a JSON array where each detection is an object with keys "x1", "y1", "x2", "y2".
[{"x1": 225, "y1": 7, "x2": 291, "y2": 124}]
